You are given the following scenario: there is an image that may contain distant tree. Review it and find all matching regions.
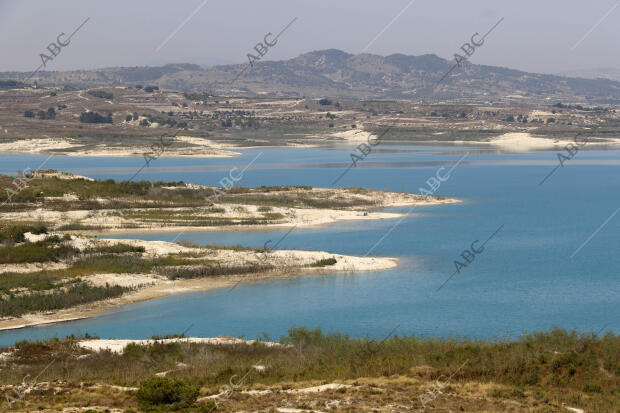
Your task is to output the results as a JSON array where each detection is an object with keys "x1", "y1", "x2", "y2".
[
  {"x1": 80, "y1": 112, "x2": 112, "y2": 124},
  {"x1": 546, "y1": 118, "x2": 555, "y2": 123},
  {"x1": 334, "y1": 102, "x2": 341, "y2": 108},
  {"x1": 87, "y1": 90, "x2": 114, "y2": 100},
  {"x1": 140, "y1": 119, "x2": 151, "y2": 127},
  {"x1": 125, "y1": 115, "x2": 133, "y2": 122},
  {"x1": 24, "y1": 110, "x2": 35, "y2": 118},
  {"x1": 49, "y1": 92, "x2": 57, "y2": 97},
  {"x1": 505, "y1": 115, "x2": 515, "y2": 122},
  {"x1": 0, "y1": 80, "x2": 26, "y2": 89},
  {"x1": 183, "y1": 92, "x2": 210, "y2": 101},
  {"x1": 136, "y1": 85, "x2": 143, "y2": 89},
  {"x1": 37, "y1": 110, "x2": 46, "y2": 120},
  {"x1": 328, "y1": 123, "x2": 334, "y2": 128},
  {"x1": 168, "y1": 111, "x2": 174, "y2": 116},
  {"x1": 460, "y1": 112, "x2": 467, "y2": 118},
  {"x1": 318, "y1": 98, "x2": 332, "y2": 106}
]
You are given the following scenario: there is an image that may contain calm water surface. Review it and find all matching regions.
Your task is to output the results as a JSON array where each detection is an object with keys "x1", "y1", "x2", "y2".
[{"x1": 0, "y1": 144, "x2": 618, "y2": 346}]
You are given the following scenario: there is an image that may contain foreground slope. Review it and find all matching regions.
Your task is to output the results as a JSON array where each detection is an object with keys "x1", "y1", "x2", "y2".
[{"x1": 0, "y1": 328, "x2": 617, "y2": 412}]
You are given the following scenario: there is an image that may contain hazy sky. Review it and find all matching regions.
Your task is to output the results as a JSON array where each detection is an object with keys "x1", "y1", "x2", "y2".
[{"x1": 1, "y1": 0, "x2": 619, "y2": 75}]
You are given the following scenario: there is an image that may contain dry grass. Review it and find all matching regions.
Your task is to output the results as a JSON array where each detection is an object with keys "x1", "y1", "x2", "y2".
[{"x1": 0, "y1": 328, "x2": 617, "y2": 412}]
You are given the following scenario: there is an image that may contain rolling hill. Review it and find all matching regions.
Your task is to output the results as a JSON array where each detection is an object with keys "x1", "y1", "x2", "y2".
[{"x1": 2, "y1": 49, "x2": 620, "y2": 103}]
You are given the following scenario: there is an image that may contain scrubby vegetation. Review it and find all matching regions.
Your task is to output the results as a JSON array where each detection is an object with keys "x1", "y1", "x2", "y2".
[
  {"x1": 183, "y1": 92, "x2": 211, "y2": 101},
  {"x1": 0, "y1": 224, "x2": 151, "y2": 316},
  {"x1": 86, "y1": 90, "x2": 114, "y2": 100},
  {"x1": 0, "y1": 239, "x2": 75, "y2": 264},
  {"x1": 80, "y1": 111, "x2": 113, "y2": 124},
  {"x1": 136, "y1": 377, "x2": 200, "y2": 411},
  {"x1": 0, "y1": 223, "x2": 47, "y2": 243},
  {"x1": 0, "y1": 175, "x2": 410, "y2": 218},
  {"x1": 308, "y1": 257, "x2": 337, "y2": 267},
  {"x1": 0, "y1": 328, "x2": 617, "y2": 411},
  {"x1": 0, "y1": 219, "x2": 327, "y2": 318},
  {"x1": 157, "y1": 263, "x2": 273, "y2": 280},
  {"x1": 0, "y1": 79, "x2": 26, "y2": 89},
  {"x1": 0, "y1": 282, "x2": 130, "y2": 317}
]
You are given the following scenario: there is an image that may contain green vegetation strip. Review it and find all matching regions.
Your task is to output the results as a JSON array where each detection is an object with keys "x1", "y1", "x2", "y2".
[
  {"x1": 0, "y1": 174, "x2": 385, "y2": 214},
  {"x1": 157, "y1": 263, "x2": 274, "y2": 280},
  {"x1": 0, "y1": 283, "x2": 131, "y2": 317}
]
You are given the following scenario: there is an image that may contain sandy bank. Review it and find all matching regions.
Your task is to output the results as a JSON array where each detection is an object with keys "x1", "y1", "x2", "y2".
[
  {"x1": 78, "y1": 337, "x2": 282, "y2": 353},
  {"x1": 486, "y1": 132, "x2": 620, "y2": 152},
  {"x1": 489, "y1": 132, "x2": 572, "y2": 151},
  {"x1": 2, "y1": 188, "x2": 459, "y2": 236},
  {"x1": 0, "y1": 136, "x2": 240, "y2": 158},
  {"x1": 0, "y1": 237, "x2": 397, "y2": 331}
]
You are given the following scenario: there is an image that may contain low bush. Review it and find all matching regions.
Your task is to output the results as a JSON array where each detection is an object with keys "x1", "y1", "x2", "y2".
[
  {"x1": 0, "y1": 282, "x2": 131, "y2": 317},
  {"x1": 159, "y1": 263, "x2": 273, "y2": 280},
  {"x1": 0, "y1": 243, "x2": 76, "y2": 264},
  {"x1": 136, "y1": 377, "x2": 198, "y2": 411},
  {"x1": 87, "y1": 90, "x2": 114, "y2": 99},
  {"x1": 80, "y1": 111, "x2": 113, "y2": 124},
  {"x1": 309, "y1": 257, "x2": 337, "y2": 267},
  {"x1": 0, "y1": 224, "x2": 47, "y2": 243},
  {"x1": 83, "y1": 244, "x2": 146, "y2": 254}
]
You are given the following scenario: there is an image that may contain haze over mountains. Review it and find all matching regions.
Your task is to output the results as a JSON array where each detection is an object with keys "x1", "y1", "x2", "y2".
[
  {"x1": 2, "y1": 49, "x2": 620, "y2": 103},
  {"x1": 560, "y1": 67, "x2": 620, "y2": 82}
]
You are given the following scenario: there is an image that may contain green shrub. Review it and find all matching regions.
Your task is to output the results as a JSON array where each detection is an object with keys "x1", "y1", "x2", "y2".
[
  {"x1": 196, "y1": 401, "x2": 216, "y2": 412},
  {"x1": 0, "y1": 283, "x2": 131, "y2": 317},
  {"x1": 309, "y1": 258, "x2": 337, "y2": 267},
  {"x1": 80, "y1": 112, "x2": 113, "y2": 124},
  {"x1": 87, "y1": 90, "x2": 114, "y2": 100},
  {"x1": 0, "y1": 224, "x2": 47, "y2": 243},
  {"x1": 136, "y1": 377, "x2": 198, "y2": 411},
  {"x1": 584, "y1": 384, "x2": 602, "y2": 393},
  {"x1": 160, "y1": 263, "x2": 272, "y2": 280},
  {"x1": 0, "y1": 242, "x2": 76, "y2": 264},
  {"x1": 83, "y1": 244, "x2": 146, "y2": 254}
]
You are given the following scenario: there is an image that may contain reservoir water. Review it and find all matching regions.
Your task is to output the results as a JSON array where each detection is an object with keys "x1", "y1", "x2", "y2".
[{"x1": 0, "y1": 144, "x2": 618, "y2": 346}]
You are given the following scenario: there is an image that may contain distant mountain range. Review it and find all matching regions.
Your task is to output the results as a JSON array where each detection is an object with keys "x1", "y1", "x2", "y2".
[
  {"x1": 560, "y1": 67, "x2": 620, "y2": 82},
  {"x1": 2, "y1": 49, "x2": 620, "y2": 103}
]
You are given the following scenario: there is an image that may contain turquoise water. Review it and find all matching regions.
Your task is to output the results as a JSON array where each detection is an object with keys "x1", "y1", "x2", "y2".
[{"x1": 0, "y1": 145, "x2": 619, "y2": 346}]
